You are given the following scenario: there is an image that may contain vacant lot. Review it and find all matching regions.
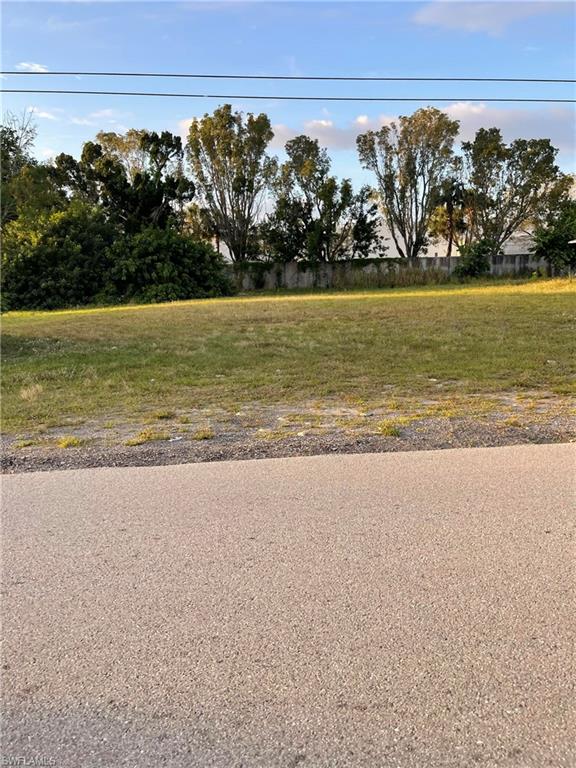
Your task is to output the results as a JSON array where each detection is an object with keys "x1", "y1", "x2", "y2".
[{"x1": 2, "y1": 279, "x2": 575, "y2": 468}]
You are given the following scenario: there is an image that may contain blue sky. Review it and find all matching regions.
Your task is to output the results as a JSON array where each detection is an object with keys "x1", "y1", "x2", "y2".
[{"x1": 2, "y1": 1, "x2": 575, "y2": 184}]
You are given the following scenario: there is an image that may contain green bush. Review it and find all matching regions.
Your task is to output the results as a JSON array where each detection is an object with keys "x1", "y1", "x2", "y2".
[
  {"x1": 2, "y1": 207, "x2": 233, "y2": 310},
  {"x1": 108, "y1": 227, "x2": 233, "y2": 303},
  {"x1": 454, "y1": 240, "x2": 494, "y2": 279},
  {"x1": 2, "y1": 202, "x2": 118, "y2": 310},
  {"x1": 532, "y1": 200, "x2": 576, "y2": 274}
]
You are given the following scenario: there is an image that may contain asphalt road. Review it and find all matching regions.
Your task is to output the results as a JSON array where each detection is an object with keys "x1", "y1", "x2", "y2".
[{"x1": 2, "y1": 444, "x2": 575, "y2": 768}]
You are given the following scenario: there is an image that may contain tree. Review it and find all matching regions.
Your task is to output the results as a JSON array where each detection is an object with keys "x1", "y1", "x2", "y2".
[
  {"x1": 8, "y1": 164, "x2": 67, "y2": 226},
  {"x1": 532, "y1": 198, "x2": 576, "y2": 275},
  {"x1": 184, "y1": 203, "x2": 222, "y2": 253},
  {"x1": 1, "y1": 111, "x2": 38, "y2": 226},
  {"x1": 460, "y1": 128, "x2": 569, "y2": 254},
  {"x1": 262, "y1": 135, "x2": 384, "y2": 262},
  {"x1": 54, "y1": 130, "x2": 194, "y2": 233},
  {"x1": 428, "y1": 175, "x2": 468, "y2": 263},
  {"x1": 186, "y1": 104, "x2": 275, "y2": 262},
  {"x1": 95, "y1": 129, "x2": 149, "y2": 180},
  {"x1": 357, "y1": 107, "x2": 459, "y2": 263}
]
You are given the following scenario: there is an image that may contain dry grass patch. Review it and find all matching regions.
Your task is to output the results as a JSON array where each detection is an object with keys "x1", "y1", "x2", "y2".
[
  {"x1": 335, "y1": 415, "x2": 370, "y2": 430},
  {"x1": 152, "y1": 410, "x2": 175, "y2": 420},
  {"x1": 375, "y1": 419, "x2": 404, "y2": 437},
  {"x1": 191, "y1": 426, "x2": 215, "y2": 440},
  {"x1": 14, "y1": 439, "x2": 39, "y2": 449},
  {"x1": 125, "y1": 428, "x2": 170, "y2": 446},
  {"x1": 56, "y1": 435, "x2": 83, "y2": 448},
  {"x1": 19, "y1": 383, "x2": 43, "y2": 402},
  {"x1": 256, "y1": 428, "x2": 290, "y2": 441},
  {"x1": 502, "y1": 416, "x2": 523, "y2": 427}
]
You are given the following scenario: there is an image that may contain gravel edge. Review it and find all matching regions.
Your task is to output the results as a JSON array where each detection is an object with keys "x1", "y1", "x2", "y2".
[{"x1": 2, "y1": 417, "x2": 574, "y2": 474}]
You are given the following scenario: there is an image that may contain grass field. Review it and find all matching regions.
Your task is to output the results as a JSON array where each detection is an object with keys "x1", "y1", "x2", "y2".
[{"x1": 2, "y1": 280, "x2": 575, "y2": 441}]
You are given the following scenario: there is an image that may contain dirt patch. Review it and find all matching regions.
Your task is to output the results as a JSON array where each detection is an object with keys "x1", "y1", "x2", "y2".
[{"x1": 2, "y1": 399, "x2": 574, "y2": 474}]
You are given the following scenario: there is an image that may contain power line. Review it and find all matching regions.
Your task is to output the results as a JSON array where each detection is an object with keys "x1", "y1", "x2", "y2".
[
  {"x1": 2, "y1": 89, "x2": 575, "y2": 103},
  {"x1": 2, "y1": 71, "x2": 575, "y2": 83}
]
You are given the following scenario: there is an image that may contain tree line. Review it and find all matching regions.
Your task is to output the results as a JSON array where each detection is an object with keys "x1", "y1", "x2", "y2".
[{"x1": 1, "y1": 104, "x2": 575, "y2": 309}]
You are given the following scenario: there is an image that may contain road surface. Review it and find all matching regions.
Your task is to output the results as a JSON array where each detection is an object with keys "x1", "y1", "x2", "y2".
[{"x1": 2, "y1": 444, "x2": 575, "y2": 767}]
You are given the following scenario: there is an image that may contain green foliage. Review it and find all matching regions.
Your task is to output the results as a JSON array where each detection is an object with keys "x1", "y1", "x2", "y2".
[
  {"x1": 94, "y1": 128, "x2": 150, "y2": 180},
  {"x1": 1, "y1": 112, "x2": 38, "y2": 226},
  {"x1": 185, "y1": 203, "x2": 222, "y2": 251},
  {"x1": 0, "y1": 115, "x2": 233, "y2": 310},
  {"x1": 461, "y1": 128, "x2": 568, "y2": 251},
  {"x1": 428, "y1": 177, "x2": 468, "y2": 257},
  {"x1": 8, "y1": 164, "x2": 67, "y2": 225},
  {"x1": 454, "y1": 240, "x2": 494, "y2": 279},
  {"x1": 2, "y1": 206, "x2": 232, "y2": 310},
  {"x1": 2, "y1": 202, "x2": 119, "y2": 310},
  {"x1": 357, "y1": 107, "x2": 460, "y2": 261},
  {"x1": 53, "y1": 130, "x2": 194, "y2": 233},
  {"x1": 108, "y1": 228, "x2": 233, "y2": 303},
  {"x1": 532, "y1": 199, "x2": 576, "y2": 273},
  {"x1": 262, "y1": 135, "x2": 384, "y2": 262},
  {"x1": 1, "y1": 107, "x2": 571, "y2": 312},
  {"x1": 186, "y1": 104, "x2": 274, "y2": 262}
]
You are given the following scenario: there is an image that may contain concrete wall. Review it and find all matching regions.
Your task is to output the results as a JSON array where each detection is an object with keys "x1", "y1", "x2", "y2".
[{"x1": 232, "y1": 254, "x2": 550, "y2": 292}]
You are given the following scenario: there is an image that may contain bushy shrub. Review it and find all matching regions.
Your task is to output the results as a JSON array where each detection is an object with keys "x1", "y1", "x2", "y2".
[
  {"x1": 2, "y1": 202, "x2": 118, "y2": 310},
  {"x1": 532, "y1": 200, "x2": 576, "y2": 274},
  {"x1": 454, "y1": 240, "x2": 494, "y2": 279},
  {"x1": 107, "y1": 227, "x2": 233, "y2": 303},
  {"x1": 2, "y1": 207, "x2": 233, "y2": 310}
]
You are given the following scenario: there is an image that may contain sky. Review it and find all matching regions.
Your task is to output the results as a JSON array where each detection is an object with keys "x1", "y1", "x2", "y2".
[{"x1": 2, "y1": 0, "x2": 575, "y2": 186}]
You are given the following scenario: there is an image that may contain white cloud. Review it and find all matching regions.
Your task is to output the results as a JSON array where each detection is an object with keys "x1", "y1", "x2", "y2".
[
  {"x1": 178, "y1": 117, "x2": 201, "y2": 138},
  {"x1": 29, "y1": 107, "x2": 58, "y2": 121},
  {"x1": 444, "y1": 102, "x2": 575, "y2": 154},
  {"x1": 15, "y1": 61, "x2": 48, "y2": 73},
  {"x1": 270, "y1": 104, "x2": 575, "y2": 163},
  {"x1": 88, "y1": 109, "x2": 117, "y2": 119},
  {"x1": 177, "y1": 104, "x2": 574, "y2": 171},
  {"x1": 305, "y1": 119, "x2": 333, "y2": 129},
  {"x1": 412, "y1": 1, "x2": 565, "y2": 36},
  {"x1": 64, "y1": 109, "x2": 131, "y2": 129},
  {"x1": 40, "y1": 148, "x2": 57, "y2": 159},
  {"x1": 271, "y1": 114, "x2": 394, "y2": 150}
]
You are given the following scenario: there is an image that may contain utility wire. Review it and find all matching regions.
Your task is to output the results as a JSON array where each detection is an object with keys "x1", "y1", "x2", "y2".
[
  {"x1": 2, "y1": 71, "x2": 575, "y2": 83},
  {"x1": 2, "y1": 89, "x2": 575, "y2": 103}
]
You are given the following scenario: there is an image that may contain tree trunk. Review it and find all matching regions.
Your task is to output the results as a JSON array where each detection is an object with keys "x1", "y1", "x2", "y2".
[{"x1": 446, "y1": 230, "x2": 453, "y2": 275}]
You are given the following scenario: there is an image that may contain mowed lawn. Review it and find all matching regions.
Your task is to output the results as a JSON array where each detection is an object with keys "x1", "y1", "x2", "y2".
[{"x1": 2, "y1": 280, "x2": 575, "y2": 434}]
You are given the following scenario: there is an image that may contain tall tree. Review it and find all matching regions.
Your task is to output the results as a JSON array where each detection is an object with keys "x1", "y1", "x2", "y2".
[
  {"x1": 95, "y1": 129, "x2": 149, "y2": 181},
  {"x1": 54, "y1": 130, "x2": 193, "y2": 233},
  {"x1": 461, "y1": 127, "x2": 569, "y2": 253},
  {"x1": 1, "y1": 111, "x2": 38, "y2": 226},
  {"x1": 186, "y1": 104, "x2": 274, "y2": 262},
  {"x1": 7, "y1": 164, "x2": 66, "y2": 226},
  {"x1": 263, "y1": 135, "x2": 384, "y2": 262},
  {"x1": 356, "y1": 107, "x2": 459, "y2": 262}
]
